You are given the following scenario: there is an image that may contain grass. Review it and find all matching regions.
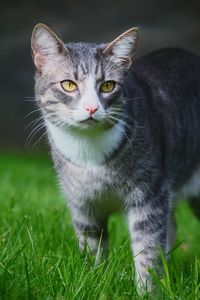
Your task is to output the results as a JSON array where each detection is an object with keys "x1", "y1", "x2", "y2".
[{"x1": 0, "y1": 152, "x2": 200, "y2": 299}]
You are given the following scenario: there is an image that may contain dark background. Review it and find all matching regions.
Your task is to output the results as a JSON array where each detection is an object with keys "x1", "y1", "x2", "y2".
[{"x1": 0, "y1": 0, "x2": 200, "y2": 151}]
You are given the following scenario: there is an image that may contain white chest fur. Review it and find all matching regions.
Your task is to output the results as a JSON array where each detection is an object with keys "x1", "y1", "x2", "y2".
[{"x1": 46, "y1": 120, "x2": 124, "y2": 166}]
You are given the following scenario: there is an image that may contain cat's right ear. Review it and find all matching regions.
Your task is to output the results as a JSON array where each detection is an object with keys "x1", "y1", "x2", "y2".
[{"x1": 31, "y1": 23, "x2": 66, "y2": 72}]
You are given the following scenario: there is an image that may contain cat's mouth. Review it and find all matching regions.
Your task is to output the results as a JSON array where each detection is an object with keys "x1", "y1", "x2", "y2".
[{"x1": 79, "y1": 116, "x2": 98, "y2": 125}]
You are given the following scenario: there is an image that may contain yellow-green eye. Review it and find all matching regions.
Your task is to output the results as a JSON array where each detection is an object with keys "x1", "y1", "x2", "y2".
[
  {"x1": 100, "y1": 81, "x2": 115, "y2": 93},
  {"x1": 61, "y1": 80, "x2": 77, "y2": 92}
]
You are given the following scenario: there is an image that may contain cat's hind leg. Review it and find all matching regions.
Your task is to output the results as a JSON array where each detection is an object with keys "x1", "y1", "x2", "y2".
[{"x1": 126, "y1": 184, "x2": 172, "y2": 294}]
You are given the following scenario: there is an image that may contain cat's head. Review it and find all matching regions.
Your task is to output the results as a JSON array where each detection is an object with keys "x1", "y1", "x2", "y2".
[{"x1": 31, "y1": 23, "x2": 138, "y2": 133}]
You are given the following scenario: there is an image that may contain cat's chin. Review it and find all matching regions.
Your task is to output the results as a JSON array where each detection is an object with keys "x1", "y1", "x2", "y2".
[
  {"x1": 78, "y1": 117, "x2": 99, "y2": 126},
  {"x1": 62, "y1": 119, "x2": 114, "y2": 135},
  {"x1": 78, "y1": 119, "x2": 113, "y2": 131}
]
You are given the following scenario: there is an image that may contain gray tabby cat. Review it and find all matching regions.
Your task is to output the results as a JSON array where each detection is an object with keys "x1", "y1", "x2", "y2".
[{"x1": 31, "y1": 23, "x2": 200, "y2": 293}]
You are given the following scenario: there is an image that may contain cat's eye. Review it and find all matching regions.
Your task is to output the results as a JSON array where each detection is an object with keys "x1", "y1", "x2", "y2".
[
  {"x1": 100, "y1": 81, "x2": 115, "y2": 93},
  {"x1": 61, "y1": 80, "x2": 77, "y2": 92}
]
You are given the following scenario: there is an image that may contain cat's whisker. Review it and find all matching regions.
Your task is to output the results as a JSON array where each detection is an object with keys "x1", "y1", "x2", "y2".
[
  {"x1": 26, "y1": 122, "x2": 47, "y2": 148},
  {"x1": 125, "y1": 96, "x2": 145, "y2": 101},
  {"x1": 109, "y1": 109, "x2": 145, "y2": 131},
  {"x1": 109, "y1": 115, "x2": 128, "y2": 127},
  {"x1": 32, "y1": 129, "x2": 48, "y2": 148},
  {"x1": 109, "y1": 115, "x2": 136, "y2": 141},
  {"x1": 44, "y1": 112, "x2": 59, "y2": 120},
  {"x1": 108, "y1": 114, "x2": 135, "y2": 134},
  {"x1": 25, "y1": 111, "x2": 59, "y2": 130},
  {"x1": 22, "y1": 97, "x2": 36, "y2": 102},
  {"x1": 109, "y1": 109, "x2": 124, "y2": 115},
  {"x1": 25, "y1": 115, "x2": 45, "y2": 130},
  {"x1": 26, "y1": 113, "x2": 65, "y2": 147},
  {"x1": 25, "y1": 123, "x2": 44, "y2": 147},
  {"x1": 109, "y1": 105, "x2": 128, "y2": 111},
  {"x1": 109, "y1": 108, "x2": 125, "y2": 115},
  {"x1": 109, "y1": 106, "x2": 123, "y2": 111},
  {"x1": 54, "y1": 120, "x2": 66, "y2": 128},
  {"x1": 25, "y1": 107, "x2": 43, "y2": 118},
  {"x1": 108, "y1": 117, "x2": 135, "y2": 157},
  {"x1": 109, "y1": 111, "x2": 132, "y2": 122}
]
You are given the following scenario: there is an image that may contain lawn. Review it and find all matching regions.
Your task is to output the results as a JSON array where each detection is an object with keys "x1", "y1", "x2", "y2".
[{"x1": 0, "y1": 152, "x2": 200, "y2": 299}]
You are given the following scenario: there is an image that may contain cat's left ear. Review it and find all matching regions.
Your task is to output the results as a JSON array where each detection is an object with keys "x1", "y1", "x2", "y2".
[
  {"x1": 103, "y1": 28, "x2": 139, "y2": 69},
  {"x1": 31, "y1": 23, "x2": 67, "y2": 73}
]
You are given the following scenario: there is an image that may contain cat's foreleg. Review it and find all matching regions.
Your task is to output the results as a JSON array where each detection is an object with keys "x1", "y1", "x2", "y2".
[
  {"x1": 126, "y1": 189, "x2": 171, "y2": 293},
  {"x1": 70, "y1": 205, "x2": 108, "y2": 262}
]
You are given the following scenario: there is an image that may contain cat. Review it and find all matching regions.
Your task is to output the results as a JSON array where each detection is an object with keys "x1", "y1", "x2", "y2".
[{"x1": 31, "y1": 23, "x2": 200, "y2": 293}]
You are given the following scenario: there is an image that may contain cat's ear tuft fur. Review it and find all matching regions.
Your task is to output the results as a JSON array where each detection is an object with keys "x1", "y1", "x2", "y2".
[
  {"x1": 103, "y1": 28, "x2": 139, "y2": 69},
  {"x1": 31, "y1": 23, "x2": 66, "y2": 72}
]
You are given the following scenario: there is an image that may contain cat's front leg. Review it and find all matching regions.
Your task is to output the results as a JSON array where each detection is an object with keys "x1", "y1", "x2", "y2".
[
  {"x1": 126, "y1": 187, "x2": 171, "y2": 293},
  {"x1": 69, "y1": 204, "x2": 108, "y2": 262}
]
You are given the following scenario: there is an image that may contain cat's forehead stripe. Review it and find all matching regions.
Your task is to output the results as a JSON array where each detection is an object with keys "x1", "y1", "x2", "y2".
[
  {"x1": 80, "y1": 63, "x2": 87, "y2": 75},
  {"x1": 94, "y1": 62, "x2": 103, "y2": 76},
  {"x1": 67, "y1": 44, "x2": 102, "y2": 78},
  {"x1": 76, "y1": 63, "x2": 91, "y2": 81},
  {"x1": 73, "y1": 70, "x2": 78, "y2": 81}
]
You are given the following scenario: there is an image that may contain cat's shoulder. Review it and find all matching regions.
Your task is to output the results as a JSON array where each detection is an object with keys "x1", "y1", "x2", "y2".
[{"x1": 133, "y1": 47, "x2": 200, "y2": 81}]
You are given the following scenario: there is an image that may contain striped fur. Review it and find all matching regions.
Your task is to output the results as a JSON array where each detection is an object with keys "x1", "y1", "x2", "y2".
[{"x1": 31, "y1": 23, "x2": 200, "y2": 294}]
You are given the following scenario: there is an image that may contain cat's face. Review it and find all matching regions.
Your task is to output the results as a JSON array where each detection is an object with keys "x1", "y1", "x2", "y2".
[{"x1": 32, "y1": 24, "x2": 138, "y2": 133}]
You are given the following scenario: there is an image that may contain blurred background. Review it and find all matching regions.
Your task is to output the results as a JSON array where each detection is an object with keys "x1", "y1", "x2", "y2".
[{"x1": 0, "y1": 0, "x2": 200, "y2": 152}]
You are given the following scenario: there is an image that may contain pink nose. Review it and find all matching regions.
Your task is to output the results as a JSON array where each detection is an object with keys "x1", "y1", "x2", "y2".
[{"x1": 85, "y1": 106, "x2": 98, "y2": 115}]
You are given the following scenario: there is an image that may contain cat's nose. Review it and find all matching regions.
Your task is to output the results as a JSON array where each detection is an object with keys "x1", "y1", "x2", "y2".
[{"x1": 85, "y1": 105, "x2": 99, "y2": 115}]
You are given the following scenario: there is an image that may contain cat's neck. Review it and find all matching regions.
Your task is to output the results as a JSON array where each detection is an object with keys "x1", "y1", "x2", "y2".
[{"x1": 46, "y1": 120, "x2": 125, "y2": 167}]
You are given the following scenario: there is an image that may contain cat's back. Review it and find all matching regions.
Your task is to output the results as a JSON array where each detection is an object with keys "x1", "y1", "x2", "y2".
[
  {"x1": 132, "y1": 48, "x2": 200, "y2": 185},
  {"x1": 132, "y1": 47, "x2": 200, "y2": 123},
  {"x1": 133, "y1": 47, "x2": 200, "y2": 85}
]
